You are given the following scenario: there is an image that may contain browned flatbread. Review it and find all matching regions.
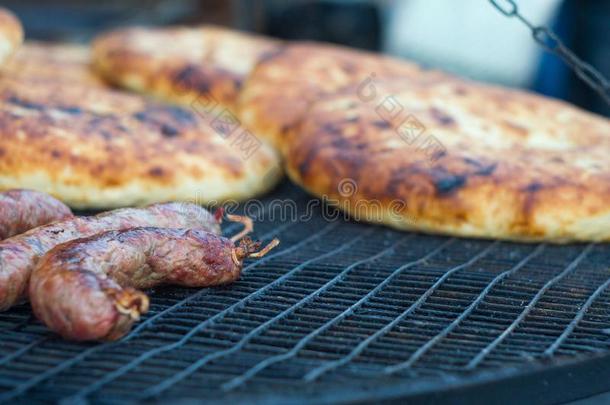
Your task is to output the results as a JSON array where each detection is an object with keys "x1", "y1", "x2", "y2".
[
  {"x1": 238, "y1": 42, "x2": 425, "y2": 148},
  {"x1": 0, "y1": 8, "x2": 23, "y2": 68},
  {"x1": 284, "y1": 76, "x2": 610, "y2": 242},
  {"x1": 91, "y1": 25, "x2": 610, "y2": 242},
  {"x1": 0, "y1": 67, "x2": 281, "y2": 208},
  {"x1": 1, "y1": 41, "x2": 106, "y2": 87},
  {"x1": 92, "y1": 25, "x2": 281, "y2": 112}
]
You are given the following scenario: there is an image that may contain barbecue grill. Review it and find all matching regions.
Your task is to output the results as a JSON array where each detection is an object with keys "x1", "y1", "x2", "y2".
[{"x1": 1, "y1": 181, "x2": 610, "y2": 404}]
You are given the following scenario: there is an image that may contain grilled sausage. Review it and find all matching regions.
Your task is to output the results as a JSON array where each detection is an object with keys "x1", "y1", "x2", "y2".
[
  {"x1": 30, "y1": 227, "x2": 279, "y2": 341},
  {"x1": 0, "y1": 202, "x2": 225, "y2": 311},
  {"x1": 0, "y1": 189, "x2": 73, "y2": 240}
]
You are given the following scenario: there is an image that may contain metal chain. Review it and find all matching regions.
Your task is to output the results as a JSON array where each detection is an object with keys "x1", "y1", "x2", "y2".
[{"x1": 489, "y1": 0, "x2": 610, "y2": 107}]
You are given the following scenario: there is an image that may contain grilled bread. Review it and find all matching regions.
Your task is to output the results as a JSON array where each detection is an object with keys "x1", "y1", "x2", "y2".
[
  {"x1": 92, "y1": 25, "x2": 281, "y2": 112},
  {"x1": 238, "y1": 42, "x2": 424, "y2": 148},
  {"x1": 0, "y1": 8, "x2": 23, "y2": 68},
  {"x1": 1, "y1": 41, "x2": 106, "y2": 87},
  {"x1": 0, "y1": 43, "x2": 281, "y2": 208},
  {"x1": 87, "y1": 26, "x2": 610, "y2": 241},
  {"x1": 284, "y1": 77, "x2": 610, "y2": 242}
]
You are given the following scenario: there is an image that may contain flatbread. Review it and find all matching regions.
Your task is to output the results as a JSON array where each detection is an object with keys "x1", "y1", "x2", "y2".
[
  {"x1": 0, "y1": 8, "x2": 23, "y2": 68},
  {"x1": 92, "y1": 25, "x2": 281, "y2": 111},
  {"x1": 284, "y1": 77, "x2": 610, "y2": 242},
  {"x1": 238, "y1": 42, "x2": 424, "y2": 148},
  {"x1": 0, "y1": 55, "x2": 281, "y2": 209},
  {"x1": 92, "y1": 26, "x2": 610, "y2": 242},
  {"x1": 1, "y1": 41, "x2": 106, "y2": 87}
]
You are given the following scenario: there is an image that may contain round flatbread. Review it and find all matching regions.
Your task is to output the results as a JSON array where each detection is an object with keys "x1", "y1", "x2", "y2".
[
  {"x1": 1, "y1": 41, "x2": 106, "y2": 87},
  {"x1": 92, "y1": 25, "x2": 281, "y2": 112},
  {"x1": 0, "y1": 73, "x2": 281, "y2": 209},
  {"x1": 284, "y1": 77, "x2": 610, "y2": 242},
  {"x1": 238, "y1": 42, "x2": 424, "y2": 148},
  {"x1": 0, "y1": 8, "x2": 23, "y2": 68}
]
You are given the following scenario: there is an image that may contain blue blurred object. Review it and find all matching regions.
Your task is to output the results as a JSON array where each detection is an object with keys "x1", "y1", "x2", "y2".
[
  {"x1": 533, "y1": 0, "x2": 610, "y2": 117},
  {"x1": 531, "y1": 0, "x2": 573, "y2": 101}
]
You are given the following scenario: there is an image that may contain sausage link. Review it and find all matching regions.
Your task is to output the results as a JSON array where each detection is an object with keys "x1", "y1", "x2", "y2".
[
  {"x1": 30, "y1": 228, "x2": 279, "y2": 341},
  {"x1": 0, "y1": 202, "x2": 222, "y2": 310},
  {"x1": 0, "y1": 189, "x2": 73, "y2": 240}
]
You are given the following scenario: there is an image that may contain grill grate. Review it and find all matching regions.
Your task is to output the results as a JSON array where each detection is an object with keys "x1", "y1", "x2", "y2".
[{"x1": 1, "y1": 181, "x2": 610, "y2": 404}]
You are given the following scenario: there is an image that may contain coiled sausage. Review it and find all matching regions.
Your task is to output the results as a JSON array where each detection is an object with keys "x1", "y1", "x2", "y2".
[
  {"x1": 0, "y1": 202, "x2": 224, "y2": 310},
  {"x1": 30, "y1": 227, "x2": 278, "y2": 340},
  {"x1": 0, "y1": 189, "x2": 73, "y2": 240}
]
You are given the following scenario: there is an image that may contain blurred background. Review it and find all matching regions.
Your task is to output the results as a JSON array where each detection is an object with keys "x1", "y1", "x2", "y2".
[{"x1": 3, "y1": 0, "x2": 609, "y2": 117}]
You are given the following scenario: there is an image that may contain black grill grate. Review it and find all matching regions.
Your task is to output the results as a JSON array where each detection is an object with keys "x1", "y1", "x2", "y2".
[{"x1": 2, "y1": 181, "x2": 610, "y2": 404}]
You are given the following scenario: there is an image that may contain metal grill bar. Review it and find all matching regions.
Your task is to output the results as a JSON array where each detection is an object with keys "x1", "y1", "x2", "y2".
[
  {"x1": 544, "y1": 275, "x2": 610, "y2": 356},
  {"x1": 384, "y1": 243, "x2": 547, "y2": 374},
  {"x1": 0, "y1": 218, "x2": 324, "y2": 402},
  {"x1": 302, "y1": 241, "x2": 501, "y2": 382},
  {"x1": 136, "y1": 230, "x2": 406, "y2": 398},
  {"x1": 218, "y1": 237, "x2": 456, "y2": 391},
  {"x1": 223, "y1": 194, "x2": 299, "y2": 236},
  {"x1": 0, "y1": 336, "x2": 48, "y2": 367},
  {"x1": 465, "y1": 243, "x2": 595, "y2": 369}
]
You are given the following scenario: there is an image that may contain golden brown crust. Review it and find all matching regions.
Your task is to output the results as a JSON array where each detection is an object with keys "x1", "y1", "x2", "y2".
[
  {"x1": 92, "y1": 25, "x2": 281, "y2": 111},
  {"x1": 285, "y1": 77, "x2": 610, "y2": 242},
  {"x1": 0, "y1": 8, "x2": 23, "y2": 68},
  {"x1": 1, "y1": 41, "x2": 106, "y2": 87},
  {"x1": 238, "y1": 42, "x2": 425, "y2": 148},
  {"x1": 0, "y1": 74, "x2": 281, "y2": 208}
]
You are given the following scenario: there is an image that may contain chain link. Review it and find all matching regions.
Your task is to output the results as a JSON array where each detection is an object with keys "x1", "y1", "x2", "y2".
[{"x1": 489, "y1": 0, "x2": 610, "y2": 106}]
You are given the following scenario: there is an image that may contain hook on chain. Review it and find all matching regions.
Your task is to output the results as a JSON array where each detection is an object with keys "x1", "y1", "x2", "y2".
[
  {"x1": 488, "y1": 0, "x2": 517, "y2": 17},
  {"x1": 488, "y1": 0, "x2": 610, "y2": 107}
]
